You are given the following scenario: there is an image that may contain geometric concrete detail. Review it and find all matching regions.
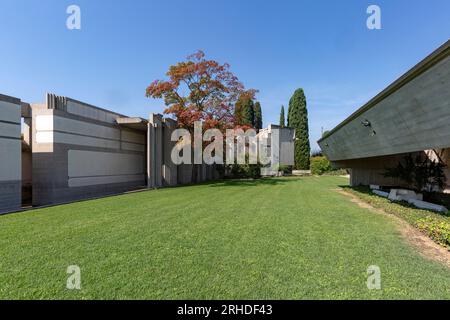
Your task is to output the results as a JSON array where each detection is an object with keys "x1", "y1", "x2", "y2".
[{"x1": 31, "y1": 95, "x2": 147, "y2": 207}]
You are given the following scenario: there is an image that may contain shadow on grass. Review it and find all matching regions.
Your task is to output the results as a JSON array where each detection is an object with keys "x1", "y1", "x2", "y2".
[{"x1": 210, "y1": 177, "x2": 300, "y2": 187}]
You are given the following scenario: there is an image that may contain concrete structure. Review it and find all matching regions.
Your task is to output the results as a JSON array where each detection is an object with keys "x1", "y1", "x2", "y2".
[
  {"x1": 318, "y1": 40, "x2": 450, "y2": 191},
  {"x1": 258, "y1": 125, "x2": 296, "y2": 176},
  {"x1": 0, "y1": 92, "x2": 220, "y2": 213},
  {"x1": 31, "y1": 94, "x2": 148, "y2": 206},
  {"x1": 0, "y1": 94, "x2": 22, "y2": 213},
  {"x1": 1, "y1": 92, "x2": 296, "y2": 213}
]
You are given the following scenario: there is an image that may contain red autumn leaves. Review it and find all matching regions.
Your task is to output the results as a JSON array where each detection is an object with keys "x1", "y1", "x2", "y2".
[{"x1": 146, "y1": 50, "x2": 257, "y2": 133}]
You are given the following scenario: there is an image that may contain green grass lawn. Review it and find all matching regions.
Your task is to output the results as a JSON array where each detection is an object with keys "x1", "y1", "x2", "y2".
[{"x1": 1, "y1": 176, "x2": 449, "y2": 299}]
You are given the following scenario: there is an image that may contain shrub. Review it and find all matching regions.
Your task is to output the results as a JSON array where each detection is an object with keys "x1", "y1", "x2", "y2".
[
  {"x1": 310, "y1": 156, "x2": 333, "y2": 175},
  {"x1": 229, "y1": 163, "x2": 261, "y2": 179},
  {"x1": 278, "y1": 165, "x2": 292, "y2": 175},
  {"x1": 383, "y1": 154, "x2": 446, "y2": 192},
  {"x1": 417, "y1": 217, "x2": 450, "y2": 248}
]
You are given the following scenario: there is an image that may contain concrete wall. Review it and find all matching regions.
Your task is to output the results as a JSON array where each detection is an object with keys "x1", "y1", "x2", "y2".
[
  {"x1": 0, "y1": 92, "x2": 223, "y2": 212},
  {"x1": 32, "y1": 96, "x2": 146, "y2": 206},
  {"x1": 0, "y1": 94, "x2": 22, "y2": 213},
  {"x1": 319, "y1": 42, "x2": 450, "y2": 162}
]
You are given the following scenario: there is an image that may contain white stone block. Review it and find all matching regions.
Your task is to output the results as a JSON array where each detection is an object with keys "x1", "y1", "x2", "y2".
[
  {"x1": 373, "y1": 190, "x2": 389, "y2": 198},
  {"x1": 388, "y1": 189, "x2": 423, "y2": 201},
  {"x1": 370, "y1": 184, "x2": 380, "y2": 190},
  {"x1": 407, "y1": 199, "x2": 448, "y2": 213}
]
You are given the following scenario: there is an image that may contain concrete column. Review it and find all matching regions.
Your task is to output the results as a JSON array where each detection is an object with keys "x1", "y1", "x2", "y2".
[
  {"x1": 162, "y1": 118, "x2": 178, "y2": 186},
  {"x1": 147, "y1": 122, "x2": 151, "y2": 188},
  {"x1": 148, "y1": 114, "x2": 163, "y2": 188},
  {"x1": 0, "y1": 94, "x2": 22, "y2": 213}
]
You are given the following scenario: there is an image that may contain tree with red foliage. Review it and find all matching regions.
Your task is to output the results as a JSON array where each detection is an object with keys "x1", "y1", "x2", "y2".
[
  {"x1": 146, "y1": 50, "x2": 257, "y2": 181},
  {"x1": 146, "y1": 50, "x2": 256, "y2": 132}
]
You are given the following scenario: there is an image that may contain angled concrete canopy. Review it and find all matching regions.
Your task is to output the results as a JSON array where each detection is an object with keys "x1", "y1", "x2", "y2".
[
  {"x1": 319, "y1": 40, "x2": 450, "y2": 162},
  {"x1": 318, "y1": 40, "x2": 450, "y2": 189}
]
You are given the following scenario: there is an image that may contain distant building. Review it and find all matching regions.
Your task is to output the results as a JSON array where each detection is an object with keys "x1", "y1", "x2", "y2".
[
  {"x1": 318, "y1": 40, "x2": 450, "y2": 191},
  {"x1": 258, "y1": 124, "x2": 296, "y2": 176}
]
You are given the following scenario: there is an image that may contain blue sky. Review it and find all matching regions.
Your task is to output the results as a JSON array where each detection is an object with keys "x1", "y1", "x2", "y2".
[{"x1": 1, "y1": 0, "x2": 449, "y2": 149}]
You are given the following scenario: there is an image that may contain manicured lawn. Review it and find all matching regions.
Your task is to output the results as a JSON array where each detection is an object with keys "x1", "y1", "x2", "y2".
[{"x1": 1, "y1": 176, "x2": 449, "y2": 299}]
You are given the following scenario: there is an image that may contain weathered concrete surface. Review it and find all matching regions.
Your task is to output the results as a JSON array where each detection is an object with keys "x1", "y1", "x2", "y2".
[
  {"x1": 0, "y1": 181, "x2": 21, "y2": 214},
  {"x1": 1, "y1": 91, "x2": 225, "y2": 212},
  {"x1": 31, "y1": 97, "x2": 146, "y2": 206},
  {"x1": 162, "y1": 118, "x2": 177, "y2": 186},
  {"x1": 319, "y1": 41, "x2": 450, "y2": 162},
  {"x1": 258, "y1": 125, "x2": 295, "y2": 176},
  {"x1": 148, "y1": 113, "x2": 163, "y2": 188},
  {"x1": 0, "y1": 94, "x2": 22, "y2": 213}
]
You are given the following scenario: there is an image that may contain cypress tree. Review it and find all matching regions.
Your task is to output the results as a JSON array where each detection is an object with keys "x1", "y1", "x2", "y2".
[
  {"x1": 279, "y1": 105, "x2": 285, "y2": 128},
  {"x1": 288, "y1": 89, "x2": 310, "y2": 170},
  {"x1": 242, "y1": 99, "x2": 254, "y2": 127},
  {"x1": 253, "y1": 102, "x2": 263, "y2": 130},
  {"x1": 235, "y1": 97, "x2": 254, "y2": 126}
]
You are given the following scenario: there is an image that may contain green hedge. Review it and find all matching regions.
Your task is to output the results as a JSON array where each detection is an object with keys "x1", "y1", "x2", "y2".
[{"x1": 310, "y1": 156, "x2": 333, "y2": 175}]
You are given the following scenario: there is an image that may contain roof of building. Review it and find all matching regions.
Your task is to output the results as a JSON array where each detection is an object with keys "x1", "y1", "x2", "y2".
[{"x1": 318, "y1": 39, "x2": 450, "y2": 144}]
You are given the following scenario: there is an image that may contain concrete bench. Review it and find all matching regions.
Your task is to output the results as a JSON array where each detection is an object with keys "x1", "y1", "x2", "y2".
[{"x1": 292, "y1": 170, "x2": 311, "y2": 176}]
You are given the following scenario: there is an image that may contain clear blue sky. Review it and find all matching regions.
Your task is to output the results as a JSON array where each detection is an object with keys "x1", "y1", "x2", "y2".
[{"x1": 1, "y1": 0, "x2": 449, "y2": 149}]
